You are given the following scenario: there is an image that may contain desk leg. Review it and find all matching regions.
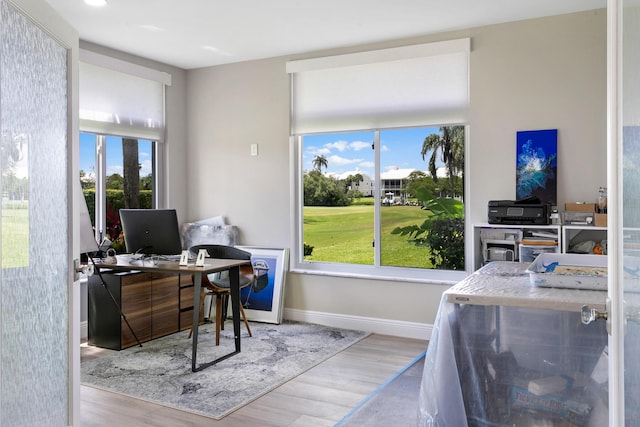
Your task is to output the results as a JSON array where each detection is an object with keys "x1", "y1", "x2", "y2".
[
  {"x1": 191, "y1": 266, "x2": 242, "y2": 372},
  {"x1": 191, "y1": 271, "x2": 202, "y2": 372},
  {"x1": 229, "y1": 265, "x2": 241, "y2": 353}
]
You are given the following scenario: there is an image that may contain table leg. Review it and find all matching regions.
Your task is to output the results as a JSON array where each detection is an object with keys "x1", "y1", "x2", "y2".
[
  {"x1": 229, "y1": 265, "x2": 241, "y2": 353},
  {"x1": 191, "y1": 271, "x2": 202, "y2": 372},
  {"x1": 191, "y1": 266, "x2": 242, "y2": 372}
]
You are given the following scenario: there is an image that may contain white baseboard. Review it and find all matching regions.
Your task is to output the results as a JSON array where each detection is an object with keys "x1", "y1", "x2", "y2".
[
  {"x1": 81, "y1": 311, "x2": 433, "y2": 342},
  {"x1": 283, "y1": 308, "x2": 432, "y2": 341}
]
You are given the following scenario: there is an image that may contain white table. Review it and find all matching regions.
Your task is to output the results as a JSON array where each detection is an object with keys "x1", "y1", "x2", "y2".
[{"x1": 418, "y1": 262, "x2": 610, "y2": 426}]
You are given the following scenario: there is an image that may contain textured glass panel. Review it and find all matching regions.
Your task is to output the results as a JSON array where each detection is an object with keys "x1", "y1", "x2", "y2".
[
  {"x1": 624, "y1": 4, "x2": 640, "y2": 426},
  {"x1": 0, "y1": 1, "x2": 69, "y2": 425}
]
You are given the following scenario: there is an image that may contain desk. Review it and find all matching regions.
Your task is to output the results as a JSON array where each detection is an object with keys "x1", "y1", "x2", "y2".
[
  {"x1": 418, "y1": 262, "x2": 610, "y2": 426},
  {"x1": 93, "y1": 255, "x2": 251, "y2": 372}
]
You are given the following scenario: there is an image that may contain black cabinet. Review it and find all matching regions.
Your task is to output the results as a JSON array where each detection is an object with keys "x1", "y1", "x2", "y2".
[{"x1": 88, "y1": 270, "x2": 198, "y2": 350}]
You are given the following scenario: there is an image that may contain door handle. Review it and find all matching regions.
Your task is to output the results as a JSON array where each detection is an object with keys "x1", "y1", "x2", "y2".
[
  {"x1": 581, "y1": 304, "x2": 608, "y2": 325},
  {"x1": 582, "y1": 298, "x2": 612, "y2": 335}
]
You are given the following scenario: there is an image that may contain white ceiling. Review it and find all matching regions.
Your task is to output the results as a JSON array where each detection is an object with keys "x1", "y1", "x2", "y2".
[{"x1": 45, "y1": 0, "x2": 606, "y2": 70}]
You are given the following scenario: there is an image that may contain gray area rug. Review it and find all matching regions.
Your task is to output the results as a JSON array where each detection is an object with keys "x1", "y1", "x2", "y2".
[
  {"x1": 81, "y1": 321, "x2": 368, "y2": 420},
  {"x1": 336, "y1": 351, "x2": 425, "y2": 427}
]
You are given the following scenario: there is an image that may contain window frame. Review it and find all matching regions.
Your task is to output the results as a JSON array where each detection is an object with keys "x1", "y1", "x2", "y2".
[
  {"x1": 81, "y1": 131, "x2": 163, "y2": 243},
  {"x1": 289, "y1": 125, "x2": 471, "y2": 284}
]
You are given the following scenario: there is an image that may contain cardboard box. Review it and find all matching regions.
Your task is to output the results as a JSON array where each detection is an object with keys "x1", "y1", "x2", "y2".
[
  {"x1": 595, "y1": 213, "x2": 607, "y2": 227},
  {"x1": 565, "y1": 202, "x2": 596, "y2": 212}
]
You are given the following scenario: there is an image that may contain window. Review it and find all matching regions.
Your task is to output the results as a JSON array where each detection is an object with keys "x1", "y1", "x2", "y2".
[
  {"x1": 78, "y1": 50, "x2": 171, "y2": 250},
  {"x1": 80, "y1": 133, "x2": 156, "y2": 251},
  {"x1": 288, "y1": 39, "x2": 470, "y2": 282}
]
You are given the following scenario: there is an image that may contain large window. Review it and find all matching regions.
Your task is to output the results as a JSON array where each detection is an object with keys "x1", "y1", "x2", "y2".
[
  {"x1": 80, "y1": 133, "x2": 156, "y2": 251},
  {"x1": 297, "y1": 125, "x2": 465, "y2": 281},
  {"x1": 288, "y1": 39, "x2": 469, "y2": 282},
  {"x1": 78, "y1": 49, "x2": 171, "y2": 250}
]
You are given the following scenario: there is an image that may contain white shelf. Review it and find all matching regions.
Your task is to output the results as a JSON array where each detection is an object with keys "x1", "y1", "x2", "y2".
[
  {"x1": 473, "y1": 223, "x2": 609, "y2": 270},
  {"x1": 562, "y1": 225, "x2": 607, "y2": 253},
  {"x1": 473, "y1": 223, "x2": 561, "y2": 270}
]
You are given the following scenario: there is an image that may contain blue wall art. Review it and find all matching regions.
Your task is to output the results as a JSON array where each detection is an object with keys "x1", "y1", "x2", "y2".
[{"x1": 516, "y1": 129, "x2": 558, "y2": 205}]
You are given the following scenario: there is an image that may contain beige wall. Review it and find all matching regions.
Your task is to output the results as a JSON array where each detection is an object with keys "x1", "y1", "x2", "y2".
[
  {"x1": 185, "y1": 10, "x2": 607, "y2": 329},
  {"x1": 82, "y1": 10, "x2": 606, "y2": 331},
  {"x1": 468, "y1": 10, "x2": 607, "y2": 225}
]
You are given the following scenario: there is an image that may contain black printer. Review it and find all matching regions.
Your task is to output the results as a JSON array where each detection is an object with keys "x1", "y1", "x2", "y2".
[{"x1": 487, "y1": 197, "x2": 550, "y2": 225}]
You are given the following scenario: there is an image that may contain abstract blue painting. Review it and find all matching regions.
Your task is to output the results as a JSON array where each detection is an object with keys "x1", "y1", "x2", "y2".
[{"x1": 516, "y1": 129, "x2": 558, "y2": 205}]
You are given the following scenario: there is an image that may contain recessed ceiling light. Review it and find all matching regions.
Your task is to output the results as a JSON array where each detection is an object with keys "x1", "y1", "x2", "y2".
[
  {"x1": 139, "y1": 25, "x2": 165, "y2": 32},
  {"x1": 84, "y1": 0, "x2": 107, "y2": 7},
  {"x1": 201, "y1": 46, "x2": 232, "y2": 56}
]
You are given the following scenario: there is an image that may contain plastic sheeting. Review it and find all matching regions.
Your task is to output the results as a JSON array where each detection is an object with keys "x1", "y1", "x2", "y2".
[{"x1": 418, "y1": 262, "x2": 610, "y2": 426}]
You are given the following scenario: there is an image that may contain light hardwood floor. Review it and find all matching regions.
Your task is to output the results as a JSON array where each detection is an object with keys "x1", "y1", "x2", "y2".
[{"x1": 80, "y1": 333, "x2": 427, "y2": 426}]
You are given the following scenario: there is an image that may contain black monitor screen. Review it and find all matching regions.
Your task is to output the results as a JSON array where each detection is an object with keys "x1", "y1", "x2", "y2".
[{"x1": 119, "y1": 209, "x2": 183, "y2": 256}]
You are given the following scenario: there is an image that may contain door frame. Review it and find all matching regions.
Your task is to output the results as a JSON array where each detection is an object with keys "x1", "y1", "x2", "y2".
[{"x1": 607, "y1": 0, "x2": 625, "y2": 425}]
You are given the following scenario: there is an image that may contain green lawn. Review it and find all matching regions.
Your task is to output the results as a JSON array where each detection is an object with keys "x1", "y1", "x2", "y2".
[
  {"x1": 1, "y1": 201, "x2": 29, "y2": 269},
  {"x1": 303, "y1": 205, "x2": 434, "y2": 268}
]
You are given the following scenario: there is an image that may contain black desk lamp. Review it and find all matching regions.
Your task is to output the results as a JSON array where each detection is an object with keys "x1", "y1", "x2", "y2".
[{"x1": 79, "y1": 185, "x2": 141, "y2": 347}]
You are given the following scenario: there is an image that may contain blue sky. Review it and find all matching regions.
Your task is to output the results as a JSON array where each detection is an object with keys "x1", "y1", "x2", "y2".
[
  {"x1": 80, "y1": 133, "x2": 153, "y2": 178},
  {"x1": 80, "y1": 127, "x2": 445, "y2": 180},
  {"x1": 302, "y1": 126, "x2": 444, "y2": 177}
]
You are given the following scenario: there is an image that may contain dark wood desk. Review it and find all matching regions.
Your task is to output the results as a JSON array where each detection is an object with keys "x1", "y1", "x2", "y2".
[{"x1": 93, "y1": 255, "x2": 251, "y2": 372}]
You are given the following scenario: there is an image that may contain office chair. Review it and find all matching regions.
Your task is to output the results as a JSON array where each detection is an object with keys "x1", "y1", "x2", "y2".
[{"x1": 188, "y1": 244, "x2": 253, "y2": 345}]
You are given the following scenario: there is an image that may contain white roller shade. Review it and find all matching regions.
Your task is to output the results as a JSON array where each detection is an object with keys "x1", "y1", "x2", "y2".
[
  {"x1": 287, "y1": 38, "x2": 470, "y2": 134},
  {"x1": 79, "y1": 53, "x2": 168, "y2": 141}
]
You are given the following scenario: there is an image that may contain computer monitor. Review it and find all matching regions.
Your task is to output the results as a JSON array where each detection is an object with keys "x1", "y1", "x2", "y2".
[{"x1": 119, "y1": 209, "x2": 183, "y2": 256}]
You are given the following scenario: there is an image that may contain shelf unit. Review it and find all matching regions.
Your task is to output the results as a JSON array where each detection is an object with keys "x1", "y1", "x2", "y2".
[
  {"x1": 473, "y1": 223, "x2": 609, "y2": 271},
  {"x1": 473, "y1": 223, "x2": 561, "y2": 270},
  {"x1": 562, "y1": 225, "x2": 607, "y2": 254}
]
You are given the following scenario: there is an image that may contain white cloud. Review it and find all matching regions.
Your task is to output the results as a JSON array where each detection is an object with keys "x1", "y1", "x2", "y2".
[
  {"x1": 329, "y1": 154, "x2": 360, "y2": 166},
  {"x1": 350, "y1": 141, "x2": 370, "y2": 151},
  {"x1": 325, "y1": 140, "x2": 349, "y2": 151},
  {"x1": 140, "y1": 159, "x2": 152, "y2": 176},
  {"x1": 108, "y1": 165, "x2": 123, "y2": 176}
]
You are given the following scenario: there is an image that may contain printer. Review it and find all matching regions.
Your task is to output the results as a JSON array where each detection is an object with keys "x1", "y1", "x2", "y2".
[{"x1": 488, "y1": 197, "x2": 551, "y2": 225}]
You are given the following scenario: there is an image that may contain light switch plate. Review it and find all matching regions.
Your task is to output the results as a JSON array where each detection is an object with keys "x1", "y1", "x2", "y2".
[{"x1": 250, "y1": 143, "x2": 258, "y2": 156}]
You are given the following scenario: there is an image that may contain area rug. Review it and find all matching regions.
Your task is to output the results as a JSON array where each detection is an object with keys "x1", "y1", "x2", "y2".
[
  {"x1": 336, "y1": 351, "x2": 426, "y2": 426},
  {"x1": 81, "y1": 321, "x2": 368, "y2": 420}
]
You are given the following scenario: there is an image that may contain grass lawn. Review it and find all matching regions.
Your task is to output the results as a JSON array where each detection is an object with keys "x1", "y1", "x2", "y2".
[
  {"x1": 1, "y1": 201, "x2": 29, "y2": 269},
  {"x1": 303, "y1": 204, "x2": 434, "y2": 268}
]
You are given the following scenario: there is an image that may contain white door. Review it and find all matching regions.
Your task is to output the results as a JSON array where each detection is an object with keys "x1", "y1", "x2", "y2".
[
  {"x1": 0, "y1": 0, "x2": 79, "y2": 425},
  {"x1": 610, "y1": 0, "x2": 640, "y2": 425}
]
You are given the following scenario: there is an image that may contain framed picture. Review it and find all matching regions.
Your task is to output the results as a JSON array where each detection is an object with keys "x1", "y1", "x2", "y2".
[
  {"x1": 516, "y1": 129, "x2": 558, "y2": 205},
  {"x1": 235, "y1": 247, "x2": 289, "y2": 324}
]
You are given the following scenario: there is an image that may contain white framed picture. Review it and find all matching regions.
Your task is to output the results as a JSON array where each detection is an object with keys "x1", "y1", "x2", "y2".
[{"x1": 235, "y1": 247, "x2": 289, "y2": 324}]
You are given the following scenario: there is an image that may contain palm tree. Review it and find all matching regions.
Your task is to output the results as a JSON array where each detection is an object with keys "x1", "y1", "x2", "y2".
[
  {"x1": 421, "y1": 126, "x2": 464, "y2": 198},
  {"x1": 122, "y1": 138, "x2": 140, "y2": 208},
  {"x1": 312, "y1": 154, "x2": 328, "y2": 172}
]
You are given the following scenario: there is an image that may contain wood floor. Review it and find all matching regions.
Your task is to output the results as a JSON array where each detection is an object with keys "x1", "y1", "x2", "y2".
[{"x1": 80, "y1": 333, "x2": 427, "y2": 426}]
